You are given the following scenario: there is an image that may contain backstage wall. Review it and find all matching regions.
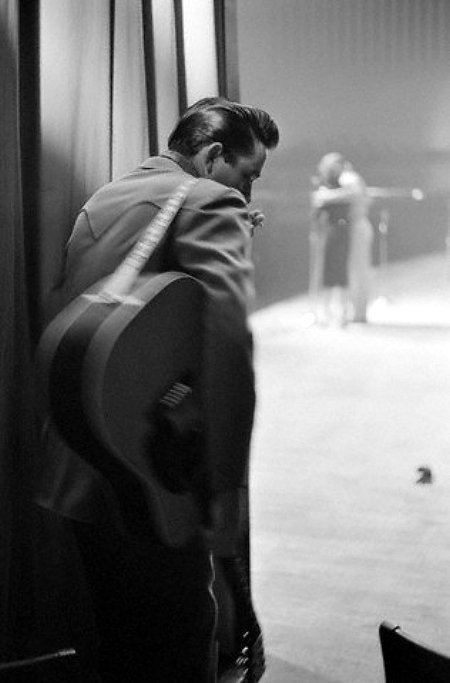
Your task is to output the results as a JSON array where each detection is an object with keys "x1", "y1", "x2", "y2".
[{"x1": 236, "y1": 0, "x2": 450, "y2": 306}]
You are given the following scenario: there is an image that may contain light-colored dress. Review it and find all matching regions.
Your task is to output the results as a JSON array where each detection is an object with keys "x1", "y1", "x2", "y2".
[
  {"x1": 340, "y1": 170, "x2": 374, "y2": 321},
  {"x1": 311, "y1": 170, "x2": 373, "y2": 322}
]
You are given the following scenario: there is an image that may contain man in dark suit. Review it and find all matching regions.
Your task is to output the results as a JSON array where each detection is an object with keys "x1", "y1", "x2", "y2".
[{"x1": 36, "y1": 97, "x2": 279, "y2": 682}]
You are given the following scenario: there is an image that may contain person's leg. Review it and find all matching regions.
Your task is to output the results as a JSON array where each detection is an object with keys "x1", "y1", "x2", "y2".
[
  {"x1": 308, "y1": 226, "x2": 326, "y2": 323},
  {"x1": 322, "y1": 221, "x2": 350, "y2": 325},
  {"x1": 331, "y1": 286, "x2": 350, "y2": 326},
  {"x1": 349, "y1": 219, "x2": 374, "y2": 322},
  {"x1": 73, "y1": 521, "x2": 217, "y2": 683}
]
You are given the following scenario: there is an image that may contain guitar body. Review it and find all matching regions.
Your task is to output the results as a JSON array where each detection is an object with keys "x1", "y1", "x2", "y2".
[{"x1": 37, "y1": 271, "x2": 206, "y2": 547}]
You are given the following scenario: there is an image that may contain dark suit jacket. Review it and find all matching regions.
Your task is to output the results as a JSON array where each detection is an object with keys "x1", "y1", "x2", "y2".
[{"x1": 36, "y1": 152, "x2": 256, "y2": 528}]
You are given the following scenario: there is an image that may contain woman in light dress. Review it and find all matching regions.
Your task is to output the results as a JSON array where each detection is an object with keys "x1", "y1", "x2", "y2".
[{"x1": 310, "y1": 153, "x2": 373, "y2": 325}]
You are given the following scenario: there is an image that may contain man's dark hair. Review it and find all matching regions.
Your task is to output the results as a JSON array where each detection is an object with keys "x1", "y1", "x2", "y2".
[{"x1": 168, "y1": 97, "x2": 279, "y2": 163}]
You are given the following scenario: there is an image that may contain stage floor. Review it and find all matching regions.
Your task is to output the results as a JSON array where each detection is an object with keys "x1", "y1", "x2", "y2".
[{"x1": 250, "y1": 252, "x2": 450, "y2": 682}]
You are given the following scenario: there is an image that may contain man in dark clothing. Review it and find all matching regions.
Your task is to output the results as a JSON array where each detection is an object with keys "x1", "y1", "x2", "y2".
[{"x1": 36, "y1": 98, "x2": 279, "y2": 682}]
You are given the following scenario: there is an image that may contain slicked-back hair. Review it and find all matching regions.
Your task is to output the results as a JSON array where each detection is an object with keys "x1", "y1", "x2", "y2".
[{"x1": 167, "y1": 97, "x2": 279, "y2": 163}]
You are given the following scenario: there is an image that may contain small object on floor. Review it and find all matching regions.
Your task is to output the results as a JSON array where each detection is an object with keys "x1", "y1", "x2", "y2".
[{"x1": 416, "y1": 466, "x2": 432, "y2": 484}]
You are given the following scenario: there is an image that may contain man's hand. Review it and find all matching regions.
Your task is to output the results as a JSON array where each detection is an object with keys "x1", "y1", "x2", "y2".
[
  {"x1": 249, "y1": 209, "x2": 265, "y2": 236},
  {"x1": 311, "y1": 189, "x2": 326, "y2": 209}
]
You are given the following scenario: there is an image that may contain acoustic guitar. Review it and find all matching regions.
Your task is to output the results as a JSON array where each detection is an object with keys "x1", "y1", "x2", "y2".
[{"x1": 37, "y1": 271, "x2": 207, "y2": 548}]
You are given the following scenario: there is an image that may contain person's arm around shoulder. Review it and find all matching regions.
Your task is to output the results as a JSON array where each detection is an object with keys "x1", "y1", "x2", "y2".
[
  {"x1": 339, "y1": 170, "x2": 372, "y2": 209},
  {"x1": 312, "y1": 170, "x2": 365, "y2": 208}
]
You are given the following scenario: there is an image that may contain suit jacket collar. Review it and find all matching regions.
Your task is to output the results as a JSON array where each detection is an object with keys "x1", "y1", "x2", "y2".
[{"x1": 141, "y1": 151, "x2": 200, "y2": 178}]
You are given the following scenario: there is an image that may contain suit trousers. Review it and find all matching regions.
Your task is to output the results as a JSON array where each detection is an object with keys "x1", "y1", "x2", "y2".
[{"x1": 72, "y1": 519, "x2": 217, "y2": 683}]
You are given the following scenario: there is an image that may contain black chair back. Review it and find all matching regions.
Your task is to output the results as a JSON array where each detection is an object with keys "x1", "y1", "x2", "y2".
[{"x1": 379, "y1": 621, "x2": 450, "y2": 683}]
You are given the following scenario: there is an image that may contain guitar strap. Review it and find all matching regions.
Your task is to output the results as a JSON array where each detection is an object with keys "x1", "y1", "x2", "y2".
[{"x1": 98, "y1": 177, "x2": 198, "y2": 303}]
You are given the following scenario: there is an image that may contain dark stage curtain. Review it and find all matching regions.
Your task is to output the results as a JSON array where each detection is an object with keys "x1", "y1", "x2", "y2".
[
  {"x1": 0, "y1": 0, "x2": 149, "y2": 671},
  {"x1": 38, "y1": 0, "x2": 149, "y2": 319},
  {"x1": 0, "y1": 0, "x2": 42, "y2": 661},
  {"x1": 34, "y1": 2, "x2": 150, "y2": 676},
  {"x1": 1, "y1": 0, "x2": 249, "y2": 674}
]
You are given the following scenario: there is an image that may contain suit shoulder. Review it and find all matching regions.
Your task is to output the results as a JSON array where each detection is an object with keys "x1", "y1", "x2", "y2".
[{"x1": 186, "y1": 177, "x2": 246, "y2": 211}]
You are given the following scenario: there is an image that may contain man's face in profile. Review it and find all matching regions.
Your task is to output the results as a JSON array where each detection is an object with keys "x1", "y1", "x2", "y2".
[{"x1": 211, "y1": 140, "x2": 267, "y2": 203}]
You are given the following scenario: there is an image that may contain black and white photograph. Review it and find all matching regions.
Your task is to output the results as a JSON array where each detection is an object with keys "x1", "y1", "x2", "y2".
[{"x1": 1, "y1": 1, "x2": 450, "y2": 681}]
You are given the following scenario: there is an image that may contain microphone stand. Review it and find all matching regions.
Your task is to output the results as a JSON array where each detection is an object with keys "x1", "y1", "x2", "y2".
[
  {"x1": 308, "y1": 210, "x2": 324, "y2": 324},
  {"x1": 446, "y1": 203, "x2": 450, "y2": 282},
  {"x1": 371, "y1": 189, "x2": 425, "y2": 310},
  {"x1": 375, "y1": 208, "x2": 391, "y2": 305}
]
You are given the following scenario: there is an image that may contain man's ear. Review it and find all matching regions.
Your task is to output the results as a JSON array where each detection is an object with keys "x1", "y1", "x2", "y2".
[
  {"x1": 204, "y1": 142, "x2": 223, "y2": 175},
  {"x1": 192, "y1": 142, "x2": 223, "y2": 178}
]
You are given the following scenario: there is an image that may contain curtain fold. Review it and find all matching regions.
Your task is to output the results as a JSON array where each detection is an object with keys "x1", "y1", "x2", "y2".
[
  {"x1": 29, "y1": 2, "x2": 151, "y2": 673},
  {"x1": 30, "y1": 3, "x2": 145, "y2": 673},
  {"x1": 0, "y1": 0, "x2": 40, "y2": 660},
  {"x1": 112, "y1": 0, "x2": 149, "y2": 178},
  {"x1": 39, "y1": 0, "x2": 112, "y2": 320}
]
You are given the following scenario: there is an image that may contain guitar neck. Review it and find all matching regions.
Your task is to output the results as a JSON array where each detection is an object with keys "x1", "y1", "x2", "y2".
[{"x1": 101, "y1": 179, "x2": 197, "y2": 300}]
